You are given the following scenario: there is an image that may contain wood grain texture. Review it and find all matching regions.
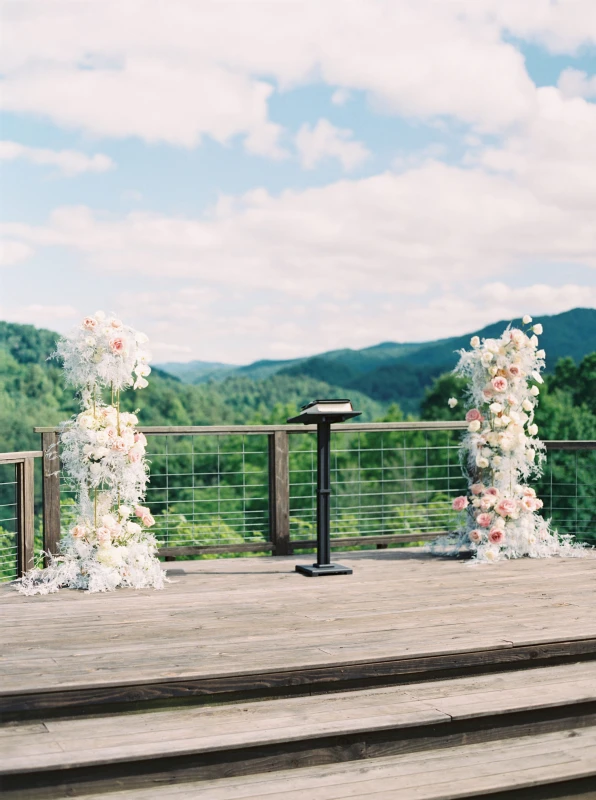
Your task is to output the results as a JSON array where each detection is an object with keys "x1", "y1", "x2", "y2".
[
  {"x1": 269, "y1": 431, "x2": 290, "y2": 556},
  {"x1": 2, "y1": 551, "x2": 596, "y2": 718}
]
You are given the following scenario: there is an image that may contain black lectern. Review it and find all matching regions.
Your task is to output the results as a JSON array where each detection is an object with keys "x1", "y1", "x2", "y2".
[{"x1": 287, "y1": 399, "x2": 361, "y2": 576}]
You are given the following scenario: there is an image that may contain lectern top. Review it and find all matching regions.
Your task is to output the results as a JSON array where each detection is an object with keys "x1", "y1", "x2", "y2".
[{"x1": 287, "y1": 398, "x2": 362, "y2": 425}]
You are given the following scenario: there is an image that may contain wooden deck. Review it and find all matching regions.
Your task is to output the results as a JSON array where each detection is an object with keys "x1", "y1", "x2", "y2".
[{"x1": 2, "y1": 550, "x2": 596, "y2": 798}]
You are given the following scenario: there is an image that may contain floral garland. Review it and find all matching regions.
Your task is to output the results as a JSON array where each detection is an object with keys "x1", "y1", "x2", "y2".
[
  {"x1": 17, "y1": 311, "x2": 166, "y2": 594},
  {"x1": 443, "y1": 315, "x2": 583, "y2": 563}
]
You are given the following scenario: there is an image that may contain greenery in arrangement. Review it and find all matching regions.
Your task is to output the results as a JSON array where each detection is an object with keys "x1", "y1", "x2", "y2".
[{"x1": 0, "y1": 308, "x2": 595, "y2": 579}]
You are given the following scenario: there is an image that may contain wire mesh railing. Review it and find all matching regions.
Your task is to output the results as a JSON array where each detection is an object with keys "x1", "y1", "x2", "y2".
[
  {"x1": 288, "y1": 428, "x2": 468, "y2": 543},
  {"x1": 0, "y1": 463, "x2": 19, "y2": 582},
  {"x1": 1, "y1": 426, "x2": 594, "y2": 581}
]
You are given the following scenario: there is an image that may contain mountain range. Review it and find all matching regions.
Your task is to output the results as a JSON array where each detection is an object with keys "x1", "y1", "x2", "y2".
[{"x1": 158, "y1": 307, "x2": 596, "y2": 412}]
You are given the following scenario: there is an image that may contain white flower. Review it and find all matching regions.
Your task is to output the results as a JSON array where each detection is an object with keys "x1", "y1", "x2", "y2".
[
  {"x1": 536, "y1": 349, "x2": 546, "y2": 359},
  {"x1": 134, "y1": 377, "x2": 149, "y2": 390},
  {"x1": 96, "y1": 545, "x2": 124, "y2": 568},
  {"x1": 476, "y1": 455, "x2": 490, "y2": 469},
  {"x1": 527, "y1": 448, "x2": 536, "y2": 461},
  {"x1": 94, "y1": 310, "x2": 106, "y2": 321},
  {"x1": 492, "y1": 456, "x2": 502, "y2": 466},
  {"x1": 522, "y1": 399, "x2": 533, "y2": 412},
  {"x1": 530, "y1": 385, "x2": 540, "y2": 396},
  {"x1": 489, "y1": 402, "x2": 502, "y2": 414},
  {"x1": 532, "y1": 323, "x2": 543, "y2": 335},
  {"x1": 522, "y1": 315, "x2": 532, "y2": 325},
  {"x1": 528, "y1": 423, "x2": 538, "y2": 436},
  {"x1": 500, "y1": 414, "x2": 511, "y2": 426},
  {"x1": 135, "y1": 363, "x2": 151, "y2": 378},
  {"x1": 119, "y1": 505, "x2": 132, "y2": 518},
  {"x1": 136, "y1": 332, "x2": 149, "y2": 344},
  {"x1": 470, "y1": 336, "x2": 480, "y2": 348},
  {"x1": 481, "y1": 352, "x2": 493, "y2": 366},
  {"x1": 447, "y1": 397, "x2": 458, "y2": 408},
  {"x1": 530, "y1": 335, "x2": 539, "y2": 347},
  {"x1": 468, "y1": 420, "x2": 481, "y2": 432},
  {"x1": 489, "y1": 366, "x2": 498, "y2": 376},
  {"x1": 531, "y1": 370, "x2": 543, "y2": 384}
]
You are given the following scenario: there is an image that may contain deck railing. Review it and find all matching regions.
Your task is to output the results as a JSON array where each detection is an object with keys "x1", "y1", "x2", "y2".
[{"x1": 0, "y1": 423, "x2": 594, "y2": 581}]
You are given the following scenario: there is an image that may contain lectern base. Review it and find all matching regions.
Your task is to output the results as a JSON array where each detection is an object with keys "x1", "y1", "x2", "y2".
[{"x1": 295, "y1": 563, "x2": 353, "y2": 577}]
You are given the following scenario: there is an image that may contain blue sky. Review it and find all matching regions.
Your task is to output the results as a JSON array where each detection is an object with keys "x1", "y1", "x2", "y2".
[{"x1": 1, "y1": 1, "x2": 595, "y2": 363}]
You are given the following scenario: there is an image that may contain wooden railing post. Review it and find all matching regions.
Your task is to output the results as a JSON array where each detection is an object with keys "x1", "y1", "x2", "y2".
[
  {"x1": 269, "y1": 431, "x2": 290, "y2": 556},
  {"x1": 16, "y1": 458, "x2": 35, "y2": 577},
  {"x1": 41, "y1": 431, "x2": 61, "y2": 562}
]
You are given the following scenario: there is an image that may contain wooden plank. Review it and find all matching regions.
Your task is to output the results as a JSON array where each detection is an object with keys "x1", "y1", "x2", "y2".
[
  {"x1": 34, "y1": 421, "x2": 468, "y2": 435},
  {"x1": 159, "y1": 543, "x2": 273, "y2": 556},
  {"x1": 40, "y1": 431, "x2": 61, "y2": 560},
  {"x1": 15, "y1": 458, "x2": 35, "y2": 578},
  {"x1": 0, "y1": 451, "x2": 43, "y2": 463},
  {"x1": 269, "y1": 431, "x2": 290, "y2": 556}
]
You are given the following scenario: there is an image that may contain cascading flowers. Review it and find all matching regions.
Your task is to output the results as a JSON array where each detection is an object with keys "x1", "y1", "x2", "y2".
[
  {"x1": 446, "y1": 315, "x2": 582, "y2": 563},
  {"x1": 17, "y1": 311, "x2": 166, "y2": 595}
]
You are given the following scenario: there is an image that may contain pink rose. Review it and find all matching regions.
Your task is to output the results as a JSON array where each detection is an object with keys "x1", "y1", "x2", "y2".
[
  {"x1": 135, "y1": 505, "x2": 150, "y2": 519},
  {"x1": 477, "y1": 513, "x2": 493, "y2": 528},
  {"x1": 522, "y1": 487, "x2": 536, "y2": 498},
  {"x1": 141, "y1": 514, "x2": 155, "y2": 528},
  {"x1": 480, "y1": 496, "x2": 495, "y2": 511},
  {"x1": 507, "y1": 394, "x2": 517, "y2": 406},
  {"x1": 106, "y1": 426, "x2": 117, "y2": 439},
  {"x1": 485, "y1": 487, "x2": 499, "y2": 497},
  {"x1": 109, "y1": 337, "x2": 125, "y2": 354},
  {"x1": 82, "y1": 317, "x2": 97, "y2": 330},
  {"x1": 508, "y1": 364, "x2": 521, "y2": 378},
  {"x1": 492, "y1": 376, "x2": 508, "y2": 393},
  {"x1": 482, "y1": 386, "x2": 495, "y2": 400},
  {"x1": 488, "y1": 528, "x2": 505, "y2": 544},
  {"x1": 128, "y1": 449, "x2": 142, "y2": 463},
  {"x1": 469, "y1": 529, "x2": 482, "y2": 543},
  {"x1": 112, "y1": 437, "x2": 127, "y2": 452},
  {"x1": 110, "y1": 318, "x2": 123, "y2": 328},
  {"x1": 495, "y1": 498, "x2": 517, "y2": 517},
  {"x1": 134, "y1": 432, "x2": 147, "y2": 446},
  {"x1": 465, "y1": 409, "x2": 482, "y2": 422},
  {"x1": 535, "y1": 498, "x2": 544, "y2": 509},
  {"x1": 471, "y1": 483, "x2": 484, "y2": 496},
  {"x1": 72, "y1": 525, "x2": 86, "y2": 539},
  {"x1": 520, "y1": 496, "x2": 537, "y2": 512},
  {"x1": 452, "y1": 496, "x2": 469, "y2": 511}
]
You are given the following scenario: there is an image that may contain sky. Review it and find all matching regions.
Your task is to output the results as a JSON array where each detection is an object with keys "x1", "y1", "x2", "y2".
[{"x1": 1, "y1": 1, "x2": 596, "y2": 365}]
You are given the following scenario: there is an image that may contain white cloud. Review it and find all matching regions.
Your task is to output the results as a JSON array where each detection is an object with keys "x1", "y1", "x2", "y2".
[
  {"x1": 295, "y1": 119, "x2": 370, "y2": 171},
  {"x1": 0, "y1": 239, "x2": 34, "y2": 266},
  {"x1": 474, "y1": 87, "x2": 596, "y2": 209},
  {"x1": 3, "y1": 0, "x2": 589, "y2": 149},
  {"x1": 558, "y1": 68, "x2": 596, "y2": 99},
  {"x1": 0, "y1": 303, "x2": 78, "y2": 327},
  {"x1": 331, "y1": 88, "x2": 351, "y2": 106},
  {"x1": 0, "y1": 140, "x2": 114, "y2": 175}
]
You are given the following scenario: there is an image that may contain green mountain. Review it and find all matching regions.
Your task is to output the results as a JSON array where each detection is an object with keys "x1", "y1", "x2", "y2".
[
  {"x1": 0, "y1": 321, "x2": 383, "y2": 455},
  {"x1": 157, "y1": 308, "x2": 596, "y2": 412}
]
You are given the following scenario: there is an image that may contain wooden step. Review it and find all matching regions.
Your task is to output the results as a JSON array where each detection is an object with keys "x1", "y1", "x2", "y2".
[
  {"x1": 2, "y1": 662, "x2": 596, "y2": 798},
  {"x1": 69, "y1": 726, "x2": 596, "y2": 800}
]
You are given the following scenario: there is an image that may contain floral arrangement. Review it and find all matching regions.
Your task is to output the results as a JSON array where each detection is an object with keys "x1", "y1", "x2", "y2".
[
  {"x1": 443, "y1": 315, "x2": 582, "y2": 563},
  {"x1": 17, "y1": 311, "x2": 166, "y2": 594}
]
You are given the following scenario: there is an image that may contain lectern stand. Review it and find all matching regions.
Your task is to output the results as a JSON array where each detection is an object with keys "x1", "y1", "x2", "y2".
[{"x1": 287, "y1": 399, "x2": 361, "y2": 577}]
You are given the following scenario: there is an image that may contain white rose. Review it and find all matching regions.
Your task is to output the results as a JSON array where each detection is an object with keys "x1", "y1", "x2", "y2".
[
  {"x1": 530, "y1": 386, "x2": 540, "y2": 396},
  {"x1": 493, "y1": 471, "x2": 503, "y2": 481},
  {"x1": 522, "y1": 399, "x2": 533, "y2": 412},
  {"x1": 527, "y1": 448, "x2": 536, "y2": 461},
  {"x1": 522, "y1": 315, "x2": 532, "y2": 325},
  {"x1": 447, "y1": 397, "x2": 458, "y2": 409},
  {"x1": 96, "y1": 545, "x2": 123, "y2": 568},
  {"x1": 94, "y1": 310, "x2": 106, "y2": 321},
  {"x1": 492, "y1": 456, "x2": 502, "y2": 466},
  {"x1": 489, "y1": 402, "x2": 502, "y2": 414},
  {"x1": 500, "y1": 414, "x2": 511, "y2": 427},
  {"x1": 93, "y1": 447, "x2": 110, "y2": 460},
  {"x1": 536, "y1": 349, "x2": 546, "y2": 359},
  {"x1": 136, "y1": 332, "x2": 149, "y2": 344},
  {"x1": 528, "y1": 423, "x2": 538, "y2": 436},
  {"x1": 532, "y1": 324, "x2": 543, "y2": 335},
  {"x1": 95, "y1": 430, "x2": 108, "y2": 445},
  {"x1": 489, "y1": 366, "x2": 498, "y2": 376},
  {"x1": 85, "y1": 337, "x2": 95, "y2": 347},
  {"x1": 481, "y1": 352, "x2": 493, "y2": 365},
  {"x1": 126, "y1": 521, "x2": 142, "y2": 536},
  {"x1": 468, "y1": 420, "x2": 481, "y2": 432},
  {"x1": 476, "y1": 455, "x2": 490, "y2": 469},
  {"x1": 119, "y1": 505, "x2": 132, "y2": 518},
  {"x1": 470, "y1": 336, "x2": 480, "y2": 348}
]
